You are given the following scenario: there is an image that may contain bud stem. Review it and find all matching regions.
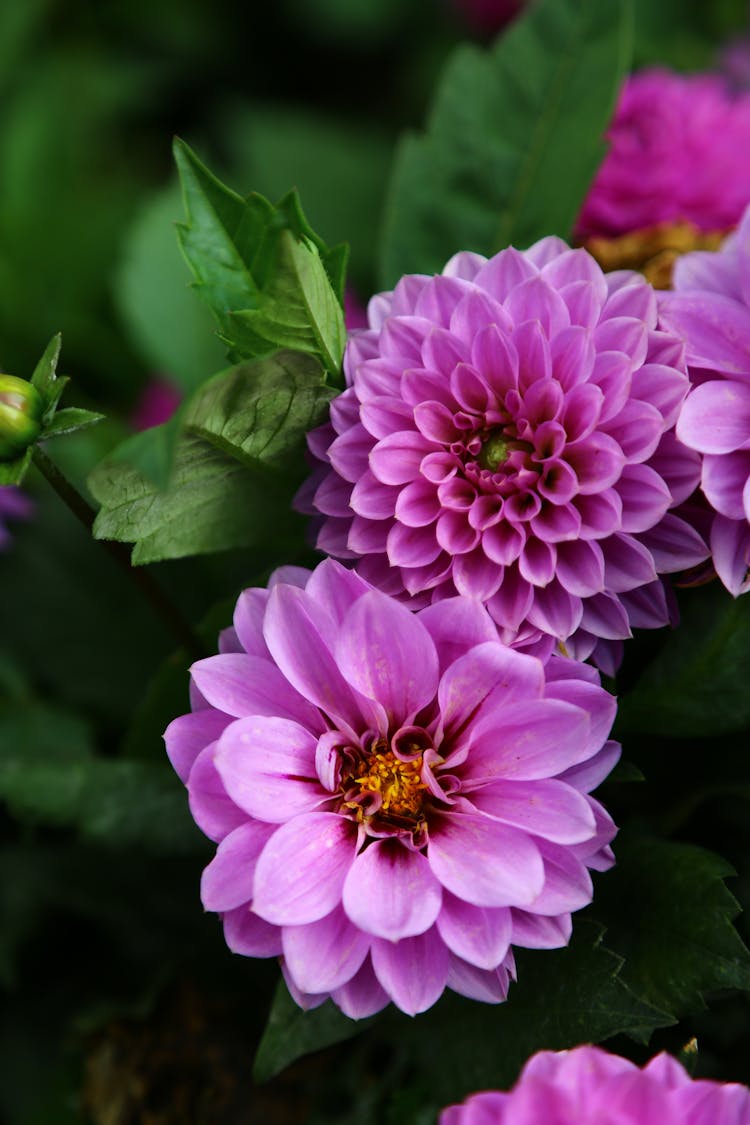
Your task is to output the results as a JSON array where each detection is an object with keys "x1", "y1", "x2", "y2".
[{"x1": 32, "y1": 445, "x2": 206, "y2": 661}]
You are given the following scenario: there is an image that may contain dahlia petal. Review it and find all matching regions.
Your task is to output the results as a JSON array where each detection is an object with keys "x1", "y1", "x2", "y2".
[
  {"x1": 201, "y1": 820, "x2": 276, "y2": 911},
  {"x1": 550, "y1": 325, "x2": 596, "y2": 390},
  {"x1": 594, "y1": 317, "x2": 648, "y2": 368},
  {"x1": 470, "y1": 324, "x2": 519, "y2": 395},
  {"x1": 428, "y1": 814, "x2": 544, "y2": 907},
  {"x1": 369, "y1": 430, "x2": 435, "y2": 485},
  {"x1": 702, "y1": 451, "x2": 750, "y2": 519},
  {"x1": 558, "y1": 738, "x2": 620, "y2": 794},
  {"x1": 371, "y1": 928, "x2": 450, "y2": 1016},
  {"x1": 442, "y1": 250, "x2": 487, "y2": 280},
  {"x1": 436, "y1": 893, "x2": 512, "y2": 970},
  {"x1": 650, "y1": 432, "x2": 703, "y2": 506},
  {"x1": 222, "y1": 906, "x2": 282, "y2": 957},
  {"x1": 486, "y1": 567, "x2": 534, "y2": 631},
  {"x1": 466, "y1": 698, "x2": 591, "y2": 781},
  {"x1": 711, "y1": 514, "x2": 750, "y2": 595},
  {"x1": 190, "y1": 654, "x2": 319, "y2": 728},
  {"x1": 281, "y1": 964, "x2": 328, "y2": 1011},
  {"x1": 639, "y1": 513, "x2": 710, "y2": 571},
  {"x1": 575, "y1": 489, "x2": 623, "y2": 538},
  {"x1": 304, "y1": 558, "x2": 371, "y2": 626},
  {"x1": 513, "y1": 320, "x2": 552, "y2": 388},
  {"x1": 379, "y1": 315, "x2": 434, "y2": 362},
  {"x1": 360, "y1": 395, "x2": 413, "y2": 439},
  {"x1": 330, "y1": 957, "x2": 390, "y2": 1020},
  {"x1": 578, "y1": 591, "x2": 632, "y2": 640},
  {"x1": 401, "y1": 366, "x2": 456, "y2": 408},
  {"x1": 282, "y1": 906, "x2": 371, "y2": 994},
  {"x1": 187, "y1": 743, "x2": 246, "y2": 843},
  {"x1": 566, "y1": 433, "x2": 625, "y2": 494},
  {"x1": 413, "y1": 399, "x2": 458, "y2": 444},
  {"x1": 526, "y1": 843, "x2": 593, "y2": 916},
  {"x1": 452, "y1": 549, "x2": 504, "y2": 600},
  {"x1": 450, "y1": 289, "x2": 512, "y2": 345},
  {"x1": 348, "y1": 515, "x2": 391, "y2": 554},
  {"x1": 437, "y1": 642, "x2": 545, "y2": 741},
  {"x1": 504, "y1": 276, "x2": 570, "y2": 337},
  {"x1": 482, "y1": 521, "x2": 525, "y2": 565},
  {"x1": 327, "y1": 424, "x2": 372, "y2": 483},
  {"x1": 214, "y1": 717, "x2": 325, "y2": 823},
  {"x1": 164, "y1": 709, "x2": 232, "y2": 783},
  {"x1": 560, "y1": 279, "x2": 603, "y2": 328},
  {"x1": 616, "y1": 464, "x2": 672, "y2": 533},
  {"x1": 436, "y1": 509, "x2": 481, "y2": 555},
  {"x1": 335, "y1": 589, "x2": 439, "y2": 723},
  {"x1": 660, "y1": 292, "x2": 750, "y2": 376},
  {"x1": 618, "y1": 580, "x2": 671, "y2": 629},
  {"x1": 522, "y1": 378, "x2": 564, "y2": 426},
  {"x1": 544, "y1": 677, "x2": 616, "y2": 757},
  {"x1": 601, "y1": 533, "x2": 658, "y2": 594},
  {"x1": 560, "y1": 381, "x2": 603, "y2": 441},
  {"x1": 518, "y1": 538, "x2": 557, "y2": 586},
  {"x1": 525, "y1": 235, "x2": 569, "y2": 268},
  {"x1": 526, "y1": 581, "x2": 583, "y2": 638},
  {"x1": 264, "y1": 583, "x2": 380, "y2": 737},
  {"x1": 630, "y1": 362, "x2": 688, "y2": 427},
  {"x1": 509, "y1": 908, "x2": 572, "y2": 950},
  {"x1": 677, "y1": 379, "x2": 750, "y2": 454},
  {"x1": 387, "y1": 521, "x2": 443, "y2": 567},
  {"x1": 231, "y1": 589, "x2": 271, "y2": 658},
  {"x1": 252, "y1": 813, "x2": 357, "y2": 925},
  {"x1": 475, "y1": 246, "x2": 538, "y2": 300},
  {"x1": 450, "y1": 362, "x2": 491, "y2": 414},
  {"x1": 601, "y1": 278, "x2": 656, "y2": 324},
  {"x1": 589, "y1": 351, "x2": 632, "y2": 422},
  {"x1": 414, "y1": 277, "x2": 472, "y2": 328},
  {"x1": 342, "y1": 840, "x2": 442, "y2": 940},
  {"x1": 394, "y1": 477, "x2": 442, "y2": 527},
  {"x1": 555, "y1": 539, "x2": 605, "y2": 597},
  {"x1": 353, "y1": 357, "x2": 402, "y2": 398},
  {"x1": 446, "y1": 955, "x2": 512, "y2": 1003},
  {"x1": 418, "y1": 597, "x2": 500, "y2": 670},
  {"x1": 470, "y1": 779, "x2": 597, "y2": 844}
]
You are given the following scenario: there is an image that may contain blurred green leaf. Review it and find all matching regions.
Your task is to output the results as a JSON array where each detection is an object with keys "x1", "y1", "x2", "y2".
[
  {"x1": 174, "y1": 139, "x2": 347, "y2": 380},
  {"x1": 618, "y1": 585, "x2": 750, "y2": 737},
  {"x1": 591, "y1": 834, "x2": 750, "y2": 1015},
  {"x1": 115, "y1": 184, "x2": 228, "y2": 394},
  {"x1": 224, "y1": 104, "x2": 392, "y2": 290},
  {"x1": 0, "y1": 700, "x2": 200, "y2": 854},
  {"x1": 380, "y1": 0, "x2": 633, "y2": 285},
  {"x1": 254, "y1": 981, "x2": 375, "y2": 1083},
  {"x1": 89, "y1": 350, "x2": 333, "y2": 563}
]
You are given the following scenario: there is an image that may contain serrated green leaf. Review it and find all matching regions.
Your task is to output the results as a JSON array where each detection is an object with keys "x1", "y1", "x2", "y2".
[
  {"x1": 41, "y1": 406, "x2": 104, "y2": 438},
  {"x1": 590, "y1": 833, "x2": 750, "y2": 1015},
  {"x1": 618, "y1": 585, "x2": 750, "y2": 737},
  {"x1": 105, "y1": 406, "x2": 184, "y2": 490},
  {"x1": 253, "y1": 981, "x2": 375, "y2": 1083},
  {"x1": 380, "y1": 0, "x2": 633, "y2": 285},
  {"x1": 173, "y1": 139, "x2": 346, "y2": 379},
  {"x1": 380, "y1": 920, "x2": 668, "y2": 1115},
  {"x1": 89, "y1": 350, "x2": 334, "y2": 563}
]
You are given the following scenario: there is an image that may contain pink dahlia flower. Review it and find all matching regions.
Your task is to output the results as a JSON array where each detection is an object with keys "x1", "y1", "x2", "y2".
[
  {"x1": 130, "y1": 378, "x2": 182, "y2": 431},
  {"x1": 0, "y1": 486, "x2": 32, "y2": 550},
  {"x1": 577, "y1": 68, "x2": 750, "y2": 241},
  {"x1": 441, "y1": 1045, "x2": 750, "y2": 1124},
  {"x1": 299, "y1": 239, "x2": 708, "y2": 664},
  {"x1": 165, "y1": 559, "x2": 619, "y2": 1017},
  {"x1": 659, "y1": 203, "x2": 750, "y2": 595}
]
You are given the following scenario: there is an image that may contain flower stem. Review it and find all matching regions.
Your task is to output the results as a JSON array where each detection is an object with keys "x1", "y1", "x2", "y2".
[{"x1": 32, "y1": 445, "x2": 206, "y2": 662}]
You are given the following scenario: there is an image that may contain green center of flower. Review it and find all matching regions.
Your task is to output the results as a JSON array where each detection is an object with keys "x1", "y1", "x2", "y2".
[{"x1": 478, "y1": 429, "x2": 510, "y2": 471}]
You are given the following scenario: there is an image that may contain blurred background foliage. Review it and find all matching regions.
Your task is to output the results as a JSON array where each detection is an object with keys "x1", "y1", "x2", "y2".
[{"x1": 1, "y1": 0, "x2": 750, "y2": 1122}]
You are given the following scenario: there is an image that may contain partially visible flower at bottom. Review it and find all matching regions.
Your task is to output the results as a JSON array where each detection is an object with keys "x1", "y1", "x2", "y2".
[
  {"x1": 165, "y1": 559, "x2": 619, "y2": 1018},
  {"x1": 0, "y1": 486, "x2": 33, "y2": 550},
  {"x1": 440, "y1": 1045, "x2": 750, "y2": 1124}
]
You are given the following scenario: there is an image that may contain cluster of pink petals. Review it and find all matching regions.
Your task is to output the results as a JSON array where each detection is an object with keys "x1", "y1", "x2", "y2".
[
  {"x1": 0, "y1": 486, "x2": 32, "y2": 550},
  {"x1": 299, "y1": 237, "x2": 708, "y2": 668},
  {"x1": 577, "y1": 68, "x2": 750, "y2": 241},
  {"x1": 165, "y1": 559, "x2": 619, "y2": 1018},
  {"x1": 659, "y1": 204, "x2": 750, "y2": 595},
  {"x1": 441, "y1": 1045, "x2": 750, "y2": 1124}
]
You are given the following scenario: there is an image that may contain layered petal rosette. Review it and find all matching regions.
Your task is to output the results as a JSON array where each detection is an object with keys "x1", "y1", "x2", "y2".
[
  {"x1": 441, "y1": 1045, "x2": 750, "y2": 1124},
  {"x1": 577, "y1": 69, "x2": 750, "y2": 241},
  {"x1": 299, "y1": 239, "x2": 707, "y2": 664},
  {"x1": 165, "y1": 559, "x2": 620, "y2": 1017},
  {"x1": 660, "y1": 204, "x2": 750, "y2": 595}
]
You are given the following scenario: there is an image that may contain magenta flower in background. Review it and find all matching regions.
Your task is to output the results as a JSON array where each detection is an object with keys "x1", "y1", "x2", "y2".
[
  {"x1": 440, "y1": 1045, "x2": 750, "y2": 1124},
  {"x1": 577, "y1": 69, "x2": 750, "y2": 241},
  {"x1": 450, "y1": 0, "x2": 523, "y2": 36},
  {"x1": 299, "y1": 239, "x2": 707, "y2": 666},
  {"x1": 659, "y1": 203, "x2": 750, "y2": 595},
  {"x1": 130, "y1": 378, "x2": 182, "y2": 431},
  {"x1": 165, "y1": 559, "x2": 619, "y2": 1017},
  {"x1": 0, "y1": 486, "x2": 32, "y2": 550}
]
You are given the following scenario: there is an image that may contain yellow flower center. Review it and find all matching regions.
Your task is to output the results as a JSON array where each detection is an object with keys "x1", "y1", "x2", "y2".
[{"x1": 354, "y1": 743, "x2": 428, "y2": 818}]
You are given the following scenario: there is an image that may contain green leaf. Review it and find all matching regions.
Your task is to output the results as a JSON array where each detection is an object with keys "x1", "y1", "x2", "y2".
[
  {"x1": 174, "y1": 139, "x2": 346, "y2": 380},
  {"x1": 590, "y1": 833, "x2": 750, "y2": 1015},
  {"x1": 89, "y1": 350, "x2": 334, "y2": 563},
  {"x1": 114, "y1": 183, "x2": 228, "y2": 394},
  {"x1": 0, "y1": 700, "x2": 200, "y2": 854},
  {"x1": 40, "y1": 406, "x2": 104, "y2": 439},
  {"x1": 29, "y1": 332, "x2": 62, "y2": 400},
  {"x1": 0, "y1": 448, "x2": 31, "y2": 485},
  {"x1": 618, "y1": 585, "x2": 750, "y2": 737},
  {"x1": 382, "y1": 920, "x2": 668, "y2": 1115},
  {"x1": 0, "y1": 334, "x2": 70, "y2": 485},
  {"x1": 380, "y1": 0, "x2": 633, "y2": 286},
  {"x1": 253, "y1": 980, "x2": 375, "y2": 1083}
]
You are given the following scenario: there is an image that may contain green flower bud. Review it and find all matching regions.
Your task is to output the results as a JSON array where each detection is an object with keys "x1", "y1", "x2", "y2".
[{"x1": 0, "y1": 375, "x2": 44, "y2": 460}]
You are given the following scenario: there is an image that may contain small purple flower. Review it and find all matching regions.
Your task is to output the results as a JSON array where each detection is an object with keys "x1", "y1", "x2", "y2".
[
  {"x1": 0, "y1": 486, "x2": 32, "y2": 550},
  {"x1": 299, "y1": 239, "x2": 707, "y2": 663},
  {"x1": 659, "y1": 204, "x2": 750, "y2": 595},
  {"x1": 441, "y1": 1045, "x2": 750, "y2": 1124},
  {"x1": 165, "y1": 559, "x2": 619, "y2": 1017},
  {"x1": 577, "y1": 69, "x2": 750, "y2": 241}
]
